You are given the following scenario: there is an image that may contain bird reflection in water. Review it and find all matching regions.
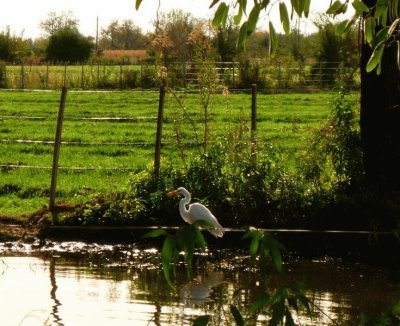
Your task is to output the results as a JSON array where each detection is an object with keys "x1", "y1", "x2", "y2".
[{"x1": 179, "y1": 271, "x2": 224, "y2": 305}]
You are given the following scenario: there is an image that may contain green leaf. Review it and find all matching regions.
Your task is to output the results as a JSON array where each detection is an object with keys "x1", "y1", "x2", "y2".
[
  {"x1": 233, "y1": 0, "x2": 247, "y2": 25},
  {"x1": 194, "y1": 227, "x2": 207, "y2": 250},
  {"x1": 284, "y1": 309, "x2": 295, "y2": 326},
  {"x1": 376, "y1": 61, "x2": 382, "y2": 75},
  {"x1": 297, "y1": 293, "x2": 313, "y2": 315},
  {"x1": 388, "y1": 18, "x2": 400, "y2": 37},
  {"x1": 135, "y1": 0, "x2": 143, "y2": 10},
  {"x1": 212, "y1": 2, "x2": 229, "y2": 27},
  {"x1": 371, "y1": 26, "x2": 389, "y2": 49},
  {"x1": 269, "y1": 21, "x2": 278, "y2": 55},
  {"x1": 248, "y1": 292, "x2": 270, "y2": 314},
  {"x1": 391, "y1": 0, "x2": 399, "y2": 19},
  {"x1": 249, "y1": 232, "x2": 261, "y2": 258},
  {"x1": 374, "y1": 1, "x2": 388, "y2": 19},
  {"x1": 242, "y1": 228, "x2": 256, "y2": 239},
  {"x1": 265, "y1": 233, "x2": 286, "y2": 273},
  {"x1": 230, "y1": 305, "x2": 245, "y2": 326},
  {"x1": 270, "y1": 242, "x2": 283, "y2": 272},
  {"x1": 301, "y1": 0, "x2": 312, "y2": 17},
  {"x1": 193, "y1": 315, "x2": 211, "y2": 326},
  {"x1": 247, "y1": 4, "x2": 261, "y2": 34},
  {"x1": 279, "y1": 2, "x2": 291, "y2": 35},
  {"x1": 326, "y1": 0, "x2": 348, "y2": 15},
  {"x1": 161, "y1": 236, "x2": 176, "y2": 289},
  {"x1": 365, "y1": 17, "x2": 375, "y2": 45},
  {"x1": 291, "y1": 0, "x2": 301, "y2": 16},
  {"x1": 352, "y1": 0, "x2": 370, "y2": 14},
  {"x1": 237, "y1": 21, "x2": 249, "y2": 47},
  {"x1": 234, "y1": 8, "x2": 243, "y2": 25},
  {"x1": 336, "y1": 19, "x2": 350, "y2": 36},
  {"x1": 326, "y1": 0, "x2": 343, "y2": 15},
  {"x1": 209, "y1": 0, "x2": 220, "y2": 9},
  {"x1": 238, "y1": 0, "x2": 247, "y2": 14},
  {"x1": 381, "y1": 8, "x2": 388, "y2": 26},
  {"x1": 142, "y1": 228, "x2": 168, "y2": 239},
  {"x1": 366, "y1": 45, "x2": 384, "y2": 73},
  {"x1": 270, "y1": 302, "x2": 285, "y2": 326},
  {"x1": 336, "y1": 16, "x2": 357, "y2": 36}
]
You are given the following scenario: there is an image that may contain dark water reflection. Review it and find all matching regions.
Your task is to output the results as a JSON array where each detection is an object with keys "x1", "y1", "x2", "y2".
[{"x1": 0, "y1": 241, "x2": 399, "y2": 325}]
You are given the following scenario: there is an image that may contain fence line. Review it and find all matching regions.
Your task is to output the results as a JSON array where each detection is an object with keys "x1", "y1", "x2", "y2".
[
  {"x1": 1, "y1": 61, "x2": 360, "y2": 91},
  {"x1": 0, "y1": 115, "x2": 157, "y2": 121},
  {"x1": 0, "y1": 139, "x2": 217, "y2": 147},
  {"x1": 0, "y1": 164, "x2": 139, "y2": 171}
]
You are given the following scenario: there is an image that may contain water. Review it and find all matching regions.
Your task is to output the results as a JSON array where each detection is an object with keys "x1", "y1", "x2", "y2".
[{"x1": 0, "y1": 241, "x2": 399, "y2": 325}]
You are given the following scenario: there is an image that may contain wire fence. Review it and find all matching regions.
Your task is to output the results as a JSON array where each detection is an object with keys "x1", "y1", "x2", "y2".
[
  {"x1": 0, "y1": 86, "x2": 337, "y2": 213},
  {"x1": 0, "y1": 61, "x2": 360, "y2": 91}
]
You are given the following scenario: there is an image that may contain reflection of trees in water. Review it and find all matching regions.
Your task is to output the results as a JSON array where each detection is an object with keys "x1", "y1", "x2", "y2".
[
  {"x1": 42, "y1": 253, "x2": 400, "y2": 325},
  {"x1": 49, "y1": 257, "x2": 64, "y2": 326}
]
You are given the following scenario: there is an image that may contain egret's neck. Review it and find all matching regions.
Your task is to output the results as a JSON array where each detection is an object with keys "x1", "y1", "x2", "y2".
[{"x1": 179, "y1": 190, "x2": 191, "y2": 221}]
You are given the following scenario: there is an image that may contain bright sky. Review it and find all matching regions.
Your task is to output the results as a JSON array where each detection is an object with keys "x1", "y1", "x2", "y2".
[{"x1": 1, "y1": 0, "x2": 343, "y2": 39}]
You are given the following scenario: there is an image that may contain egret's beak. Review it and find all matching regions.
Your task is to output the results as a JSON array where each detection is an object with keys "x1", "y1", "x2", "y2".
[{"x1": 167, "y1": 190, "x2": 177, "y2": 197}]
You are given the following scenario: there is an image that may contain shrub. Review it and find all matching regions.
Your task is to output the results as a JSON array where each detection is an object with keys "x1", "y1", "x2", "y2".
[
  {"x1": 300, "y1": 87, "x2": 363, "y2": 189},
  {"x1": 123, "y1": 70, "x2": 140, "y2": 88},
  {"x1": 0, "y1": 60, "x2": 6, "y2": 88},
  {"x1": 235, "y1": 58, "x2": 267, "y2": 89},
  {"x1": 46, "y1": 27, "x2": 93, "y2": 64}
]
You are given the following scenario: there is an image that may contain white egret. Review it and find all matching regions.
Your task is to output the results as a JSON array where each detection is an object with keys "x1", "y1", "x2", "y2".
[{"x1": 167, "y1": 187, "x2": 224, "y2": 237}]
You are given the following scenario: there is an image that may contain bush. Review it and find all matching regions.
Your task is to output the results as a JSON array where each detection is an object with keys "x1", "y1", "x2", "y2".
[
  {"x1": 300, "y1": 87, "x2": 363, "y2": 188},
  {"x1": 0, "y1": 61, "x2": 6, "y2": 88},
  {"x1": 235, "y1": 58, "x2": 267, "y2": 89},
  {"x1": 123, "y1": 70, "x2": 140, "y2": 88},
  {"x1": 46, "y1": 27, "x2": 93, "y2": 64},
  {"x1": 140, "y1": 66, "x2": 158, "y2": 88}
]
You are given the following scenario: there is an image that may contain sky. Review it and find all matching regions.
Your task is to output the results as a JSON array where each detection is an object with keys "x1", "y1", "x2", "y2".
[{"x1": 0, "y1": 0, "x2": 344, "y2": 39}]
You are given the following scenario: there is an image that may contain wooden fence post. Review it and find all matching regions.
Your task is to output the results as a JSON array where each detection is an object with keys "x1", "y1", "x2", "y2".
[
  {"x1": 21, "y1": 63, "x2": 25, "y2": 89},
  {"x1": 97, "y1": 63, "x2": 100, "y2": 87},
  {"x1": 154, "y1": 85, "x2": 166, "y2": 178},
  {"x1": 81, "y1": 64, "x2": 85, "y2": 89},
  {"x1": 251, "y1": 84, "x2": 257, "y2": 163},
  {"x1": 63, "y1": 64, "x2": 67, "y2": 87},
  {"x1": 3, "y1": 64, "x2": 7, "y2": 87},
  {"x1": 49, "y1": 87, "x2": 68, "y2": 223},
  {"x1": 46, "y1": 63, "x2": 49, "y2": 89},
  {"x1": 119, "y1": 64, "x2": 123, "y2": 88}
]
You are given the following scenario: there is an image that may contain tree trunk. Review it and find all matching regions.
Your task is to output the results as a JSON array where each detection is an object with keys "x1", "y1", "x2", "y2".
[{"x1": 360, "y1": 14, "x2": 400, "y2": 190}]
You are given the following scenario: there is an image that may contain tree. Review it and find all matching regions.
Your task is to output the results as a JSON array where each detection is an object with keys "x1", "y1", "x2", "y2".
[
  {"x1": 152, "y1": 10, "x2": 199, "y2": 62},
  {"x1": 0, "y1": 27, "x2": 28, "y2": 63},
  {"x1": 40, "y1": 11, "x2": 79, "y2": 36},
  {"x1": 99, "y1": 20, "x2": 148, "y2": 50},
  {"x1": 213, "y1": 19, "x2": 242, "y2": 62},
  {"x1": 45, "y1": 27, "x2": 93, "y2": 63},
  {"x1": 312, "y1": 15, "x2": 359, "y2": 86}
]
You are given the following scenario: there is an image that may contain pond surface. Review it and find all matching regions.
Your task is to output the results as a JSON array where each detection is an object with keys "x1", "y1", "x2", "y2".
[{"x1": 0, "y1": 241, "x2": 399, "y2": 325}]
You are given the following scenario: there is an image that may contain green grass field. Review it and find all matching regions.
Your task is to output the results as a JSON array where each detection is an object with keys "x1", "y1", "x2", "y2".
[{"x1": 0, "y1": 89, "x2": 357, "y2": 215}]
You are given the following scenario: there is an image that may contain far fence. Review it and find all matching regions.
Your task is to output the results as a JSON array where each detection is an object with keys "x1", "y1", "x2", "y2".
[{"x1": 0, "y1": 61, "x2": 360, "y2": 91}]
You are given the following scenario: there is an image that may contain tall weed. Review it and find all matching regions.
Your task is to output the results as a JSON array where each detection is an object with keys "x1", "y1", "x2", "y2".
[{"x1": 300, "y1": 87, "x2": 362, "y2": 190}]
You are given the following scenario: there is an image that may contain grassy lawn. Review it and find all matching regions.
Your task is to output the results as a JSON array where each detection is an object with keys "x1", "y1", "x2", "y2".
[{"x1": 0, "y1": 89, "x2": 358, "y2": 215}]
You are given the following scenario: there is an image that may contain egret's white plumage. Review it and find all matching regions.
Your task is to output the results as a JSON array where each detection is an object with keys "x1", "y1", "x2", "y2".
[{"x1": 168, "y1": 187, "x2": 224, "y2": 237}]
